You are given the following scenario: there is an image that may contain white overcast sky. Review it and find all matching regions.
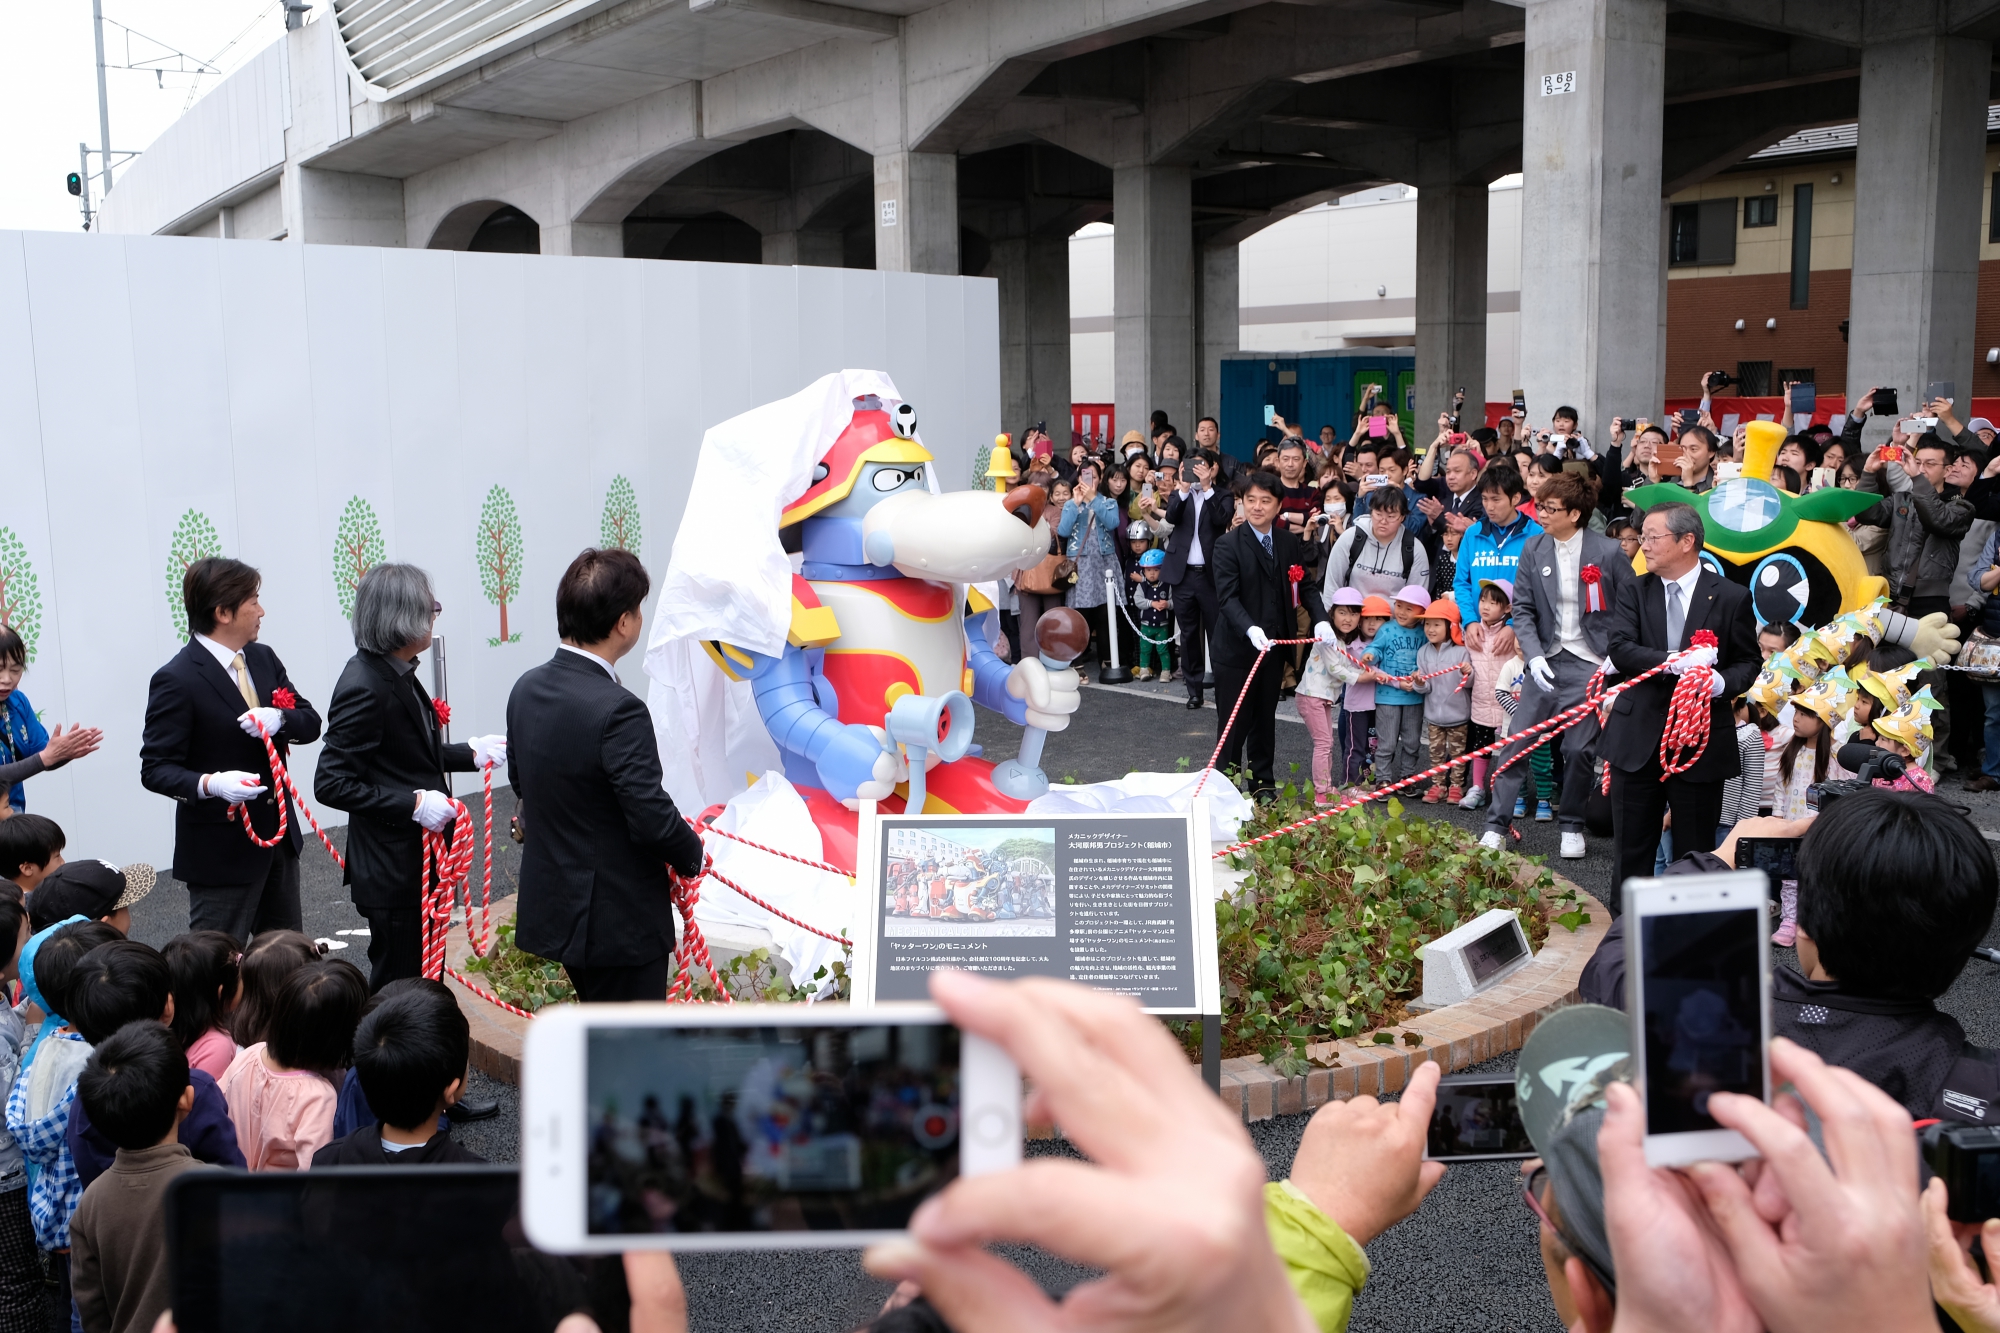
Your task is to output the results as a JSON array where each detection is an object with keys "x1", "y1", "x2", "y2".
[{"x1": 0, "y1": 1, "x2": 306, "y2": 233}]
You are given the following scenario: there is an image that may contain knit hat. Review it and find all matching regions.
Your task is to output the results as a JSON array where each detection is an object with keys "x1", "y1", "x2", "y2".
[
  {"x1": 1477, "y1": 577, "x2": 1514, "y2": 605},
  {"x1": 1394, "y1": 584, "x2": 1432, "y2": 609},
  {"x1": 1360, "y1": 595, "x2": 1394, "y2": 617},
  {"x1": 1330, "y1": 587, "x2": 1366, "y2": 607}
]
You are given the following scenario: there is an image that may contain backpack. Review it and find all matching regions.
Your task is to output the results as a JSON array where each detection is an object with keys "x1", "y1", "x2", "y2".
[{"x1": 1338, "y1": 524, "x2": 1417, "y2": 589}]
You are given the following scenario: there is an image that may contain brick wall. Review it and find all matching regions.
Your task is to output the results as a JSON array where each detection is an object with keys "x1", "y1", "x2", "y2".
[{"x1": 1669, "y1": 261, "x2": 2000, "y2": 400}]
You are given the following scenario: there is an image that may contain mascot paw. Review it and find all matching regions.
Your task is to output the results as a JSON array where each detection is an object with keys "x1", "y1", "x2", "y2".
[{"x1": 1913, "y1": 612, "x2": 1962, "y2": 662}]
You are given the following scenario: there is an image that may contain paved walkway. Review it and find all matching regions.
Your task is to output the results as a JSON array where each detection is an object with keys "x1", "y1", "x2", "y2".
[{"x1": 122, "y1": 679, "x2": 2000, "y2": 1333}]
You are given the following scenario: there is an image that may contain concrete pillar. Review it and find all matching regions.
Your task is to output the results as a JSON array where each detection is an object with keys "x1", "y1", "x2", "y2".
[
  {"x1": 1415, "y1": 150, "x2": 1488, "y2": 427},
  {"x1": 874, "y1": 151, "x2": 958, "y2": 274},
  {"x1": 1846, "y1": 34, "x2": 1990, "y2": 439},
  {"x1": 542, "y1": 222, "x2": 622, "y2": 257},
  {"x1": 1114, "y1": 164, "x2": 1194, "y2": 443},
  {"x1": 762, "y1": 230, "x2": 845, "y2": 267},
  {"x1": 285, "y1": 166, "x2": 405, "y2": 247},
  {"x1": 1516, "y1": 0, "x2": 1665, "y2": 436},
  {"x1": 1197, "y1": 243, "x2": 1239, "y2": 426},
  {"x1": 995, "y1": 232, "x2": 1073, "y2": 440}
]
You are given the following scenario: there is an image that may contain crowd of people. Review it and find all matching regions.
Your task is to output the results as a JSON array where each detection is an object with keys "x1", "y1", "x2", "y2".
[{"x1": 1010, "y1": 376, "x2": 2000, "y2": 881}]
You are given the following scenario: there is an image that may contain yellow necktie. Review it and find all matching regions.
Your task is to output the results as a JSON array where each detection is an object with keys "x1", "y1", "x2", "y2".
[{"x1": 229, "y1": 652, "x2": 259, "y2": 711}]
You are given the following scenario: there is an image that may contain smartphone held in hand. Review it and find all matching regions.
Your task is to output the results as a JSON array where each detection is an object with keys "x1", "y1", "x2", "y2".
[
  {"x1": 1424, "y1": 1076, "x2": 1534, "y2": 1161},
  {"x1": 521, "y1": 1003, "x2": 1022, "y2": 1252},
  {"x1": 1624, "y1": 872, "x2": 1771, "y2": 1168}
]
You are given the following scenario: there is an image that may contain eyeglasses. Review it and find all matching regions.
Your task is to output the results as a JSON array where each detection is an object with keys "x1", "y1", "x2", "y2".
[{"x1": 1521, "y1": 1164, "x2": 1555, "y2": 1229}]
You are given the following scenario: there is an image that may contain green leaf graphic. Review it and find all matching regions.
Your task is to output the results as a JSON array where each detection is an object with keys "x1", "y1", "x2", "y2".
[
  {"x1": 0, "y1": 528, "x2": 42, "y2": 665},
  {"x1": 599, "y1": 475, "x2": 642, "y2": 556},
  {"x1": 477, "y1": 485, "x2": 524, "y2": 645},
  {"x1": 332, "y1": 496, "x2": 387, "y2": 620},
  {"x1": 166, "y1": 509, "x2": 223, "y2": 643}
]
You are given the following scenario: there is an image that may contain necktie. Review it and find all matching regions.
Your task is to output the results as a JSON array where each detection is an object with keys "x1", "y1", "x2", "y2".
[
  {"x1": 1258, "y1": 530, "x2": 1273, "y2": 557},
  {"x1": 1665, "y1": 581, "x2": 1685, "y2": 650},
  {"x1": 229, "y1": 652, "x2": 259, "y2": 711}
]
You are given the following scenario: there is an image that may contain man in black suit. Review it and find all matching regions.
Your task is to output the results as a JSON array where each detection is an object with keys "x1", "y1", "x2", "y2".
[
  {"x1": 141, "y1": 558, "x2": 322, "y2": 942},
  {"x1": 506, "y1": 548, "x2": 705, "y2": 1002},
  {"x1": 1601, "y1": 501, "x2": 1760, "y2": 913},
  {"x1": 1213, "y1": 471, "x2": 1334, "y2": 799},
  {"x1": 315, "y1": 563, "x2": 509, "y2": 991},
  {"x1": 1162, "y1": 450, "x2": 1234, "y2": 709}
]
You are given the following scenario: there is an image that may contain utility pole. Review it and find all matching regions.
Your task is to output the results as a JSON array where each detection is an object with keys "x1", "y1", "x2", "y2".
[
  {"x1": 75, "y1": 144, "x2": 93, "y2": 230},
  {"x1": 91, "y1": 0, "x2": 113, "y2": 221}
]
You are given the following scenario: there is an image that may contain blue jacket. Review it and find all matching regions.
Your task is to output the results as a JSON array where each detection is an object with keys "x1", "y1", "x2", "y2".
[
  {"x1": 0, "y1": 693, "x2": 47, "y2": 812},
  {"x1": 1353, "y1": 484, "x2": 1426, "y2": 538},
  {"x1": 69, "y1": 1067, "x2": 244, "y2": 1188},
  {"x1": 1453, "y1": 512, "x2": 1542, "y2": 626},
  {"x1": 1369, "y1": 622, "x2": 1427, "y2": 706},
  {"x1": 1057, "y1": 496, "x2": 1121, "y2": 556}
]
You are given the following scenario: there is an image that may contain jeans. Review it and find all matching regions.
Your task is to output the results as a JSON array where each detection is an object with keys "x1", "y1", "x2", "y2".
[
  {"x1": 1296, "y1": 694, "x2": 1337, "y2": 792},
  {"x1": 1982, "y1": 682, "x2": 2000, "y2": 779},
  {"x1": 1373, "y1": 702, "x2": 1425, "y2": 786}
]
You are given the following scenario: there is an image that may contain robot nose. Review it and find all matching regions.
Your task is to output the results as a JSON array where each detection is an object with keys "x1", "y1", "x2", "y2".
[{"x1": 1002, "y1": 484, "x2": 1047, "y2": 530}]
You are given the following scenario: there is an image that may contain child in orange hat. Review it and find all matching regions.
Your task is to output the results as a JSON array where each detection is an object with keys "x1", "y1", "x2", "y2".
[{"x1": 1413, "y1": 599, "x2": 1472, "y2": 802}]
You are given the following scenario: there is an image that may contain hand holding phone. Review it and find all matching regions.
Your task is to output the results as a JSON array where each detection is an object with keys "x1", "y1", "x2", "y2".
[{"x1": 1368, "y1": 416, "x2": 1388, "y2": 439}]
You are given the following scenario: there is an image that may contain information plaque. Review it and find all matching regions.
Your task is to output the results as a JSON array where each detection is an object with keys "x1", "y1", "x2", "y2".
[{"x1": 849, "y1": 806, "x2": 1221, "y2": 1017}]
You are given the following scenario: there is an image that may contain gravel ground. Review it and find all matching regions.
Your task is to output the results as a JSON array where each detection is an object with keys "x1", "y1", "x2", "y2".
[{"x1": 118, "y1": 679, "x2": 2000, "y2": 1332}]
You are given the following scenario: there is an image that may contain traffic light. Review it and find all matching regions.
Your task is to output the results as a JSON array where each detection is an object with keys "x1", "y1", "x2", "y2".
[{"x1": 65, "y1": 172, "x2": 81, "y2": 197}]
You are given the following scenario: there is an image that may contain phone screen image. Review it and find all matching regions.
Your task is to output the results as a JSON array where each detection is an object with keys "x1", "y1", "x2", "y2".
[
  {"x1": 170, "y1": 1167, "x2": 571, "y2": 1333},
  {"x1": 1638, "y1": 907, "x2": 1764, "y2": 1134},
  {"x1": 1425, "y1": 1077, "x2": 1534, "y2": 1160},
  {"x1": 585, "y1": 1023, "x2": 961, "y2": 1237},
  {"x1": 1367, "y1": 416, "x2": 1387, "y2": 439},
  {"x1": 1734, "y1": 837, "x2": 1800, "y2": 898}
]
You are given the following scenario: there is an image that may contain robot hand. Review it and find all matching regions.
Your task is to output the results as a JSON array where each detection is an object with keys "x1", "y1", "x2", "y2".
[
  {"x1": 1911, "y1": 611, "x2": 1962, "y2": 663},
  {"x1": 1007, "y1": 658, "x2": 1082, "y2": 731},
  {"x1": 821, "y1": 723, "x2": 901, "y2": 804}
]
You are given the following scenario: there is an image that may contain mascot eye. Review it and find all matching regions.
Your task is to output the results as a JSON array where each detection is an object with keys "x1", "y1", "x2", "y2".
[
  {"x1": 1748, "y1": 553, "x2": 1813, "y2": 626},
  {"x1": 812, "y1": 463, "x2": 830, "y2": 484},
  {"x1": 1699, "y1": 551, "x2": 1728, "y2": 580}
]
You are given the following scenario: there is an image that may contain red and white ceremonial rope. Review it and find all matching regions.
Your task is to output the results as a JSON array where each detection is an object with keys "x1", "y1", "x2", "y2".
[{"x1": 1211, "y1": 646, "x2": 1704, "y2": 860}]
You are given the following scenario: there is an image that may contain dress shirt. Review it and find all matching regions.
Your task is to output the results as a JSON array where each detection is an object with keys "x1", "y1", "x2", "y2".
[
  {"x1": 1186, "y1": 486, "x2": 1210, "y2": 567},
  {"x1": 1661, "y1": 563, "x2": 1702, "y2": 647},
  {"x1": 558, "y1": 643, "x2": 620, "y2": 680},
  {"x1": 1551, "y1": 531, "x2": 1600, "y2": 665},
  {"x1": 191, "y1": 634, "x2": 243, "y2": 674}
]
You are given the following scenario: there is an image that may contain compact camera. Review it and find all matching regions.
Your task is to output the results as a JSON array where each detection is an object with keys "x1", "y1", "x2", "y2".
[{"x1": 1925, "y1": 1123, "x2": 2000, "y2": 1222}]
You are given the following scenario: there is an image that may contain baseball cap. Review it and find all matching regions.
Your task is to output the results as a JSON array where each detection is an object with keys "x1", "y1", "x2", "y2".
[
  {"x1": 31, "y1": 859, "x2": 155, "y2": 929},
  {"x1": 1394, "y1": 584, "x2": 1432, "y2": 608},
  {"x1": 1971, "y1": 417, "x2": 1995, "y2": 434},
  {"x1": 1515, "y1": 1004, "x2": 1630, "y2": 1299}
]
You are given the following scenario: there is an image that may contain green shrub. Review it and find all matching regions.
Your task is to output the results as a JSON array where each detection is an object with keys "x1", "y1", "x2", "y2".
[
  {"x1": 1211, "y1": 790, "x2": 1585, "y2": 1077},
  {"x1": 459, "y1": 923, "x2": 850, "y2": 1011}
]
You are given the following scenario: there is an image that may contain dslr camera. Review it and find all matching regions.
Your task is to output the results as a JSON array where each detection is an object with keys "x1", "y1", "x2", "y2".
[
  {"x1": 1704, "y1": 370, "x2": 1738, "y2": 392},
  {"x1": 1806, "y1": 742, "x2": 1908, "y2": 813},
  {"x1": 1925, "y1": 1123, "x2": 2000, "y2": 1222}
]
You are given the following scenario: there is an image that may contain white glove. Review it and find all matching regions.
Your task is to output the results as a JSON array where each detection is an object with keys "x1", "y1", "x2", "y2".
[
  {"x1": 1312, "y1": 621, "x2": 1337, "y2": 645},
  {"x1": 1007, "y1": 658, "x2": 1082, "y2": 732},
  {"x1": 468, "y1": 734, "x2": 508, "y2": 770},
  {"x1": 203, "y1": 771, "x2": 267, "y2": 804},
  {"x1": 1708, "y1": 674, "x2": 1727, "y2": 699},
  {"x1": 1528, "y1": 656, "x2": 1556, "y2": 691},
  {"x1": 237, "y1": 708, "x2": 283, "y2": 739},
  {"x1": 1248, "y1": 626, "x2": 1273, "y2": 652},
  {"x1": 412, "y1": 789, "x2": 458, "y2": 832},
  {"x1": 1669, "y1": 644, "x2": 1718, "y2": 674}
]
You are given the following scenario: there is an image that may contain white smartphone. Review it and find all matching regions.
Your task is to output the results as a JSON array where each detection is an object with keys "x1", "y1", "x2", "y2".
[
  {"x1": 1625, "y1": 872, "x2": 1772, "y2": 1167},
  {"x1": 521, "y1": 1003, "x2": 1021, "y2": 1252}
]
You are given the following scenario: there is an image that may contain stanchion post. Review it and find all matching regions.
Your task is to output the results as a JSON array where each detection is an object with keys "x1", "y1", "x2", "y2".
[{"x1": 1099, "y1": 565, "x2": 1132, "y2": 683}]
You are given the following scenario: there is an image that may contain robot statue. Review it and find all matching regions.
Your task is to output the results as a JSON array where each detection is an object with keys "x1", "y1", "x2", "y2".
[{"x1": 692, "y1": 393, "x2": 1087, "y2": 870}]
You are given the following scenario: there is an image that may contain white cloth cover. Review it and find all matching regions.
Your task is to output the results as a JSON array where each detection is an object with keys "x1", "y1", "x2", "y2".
[
  {"x1": 1027, "y1": 771, "x2": 1253, "y2": 843},
  {"x1": 694, "y1": 772, "x2": 857, "y2": 990},
  {"x1": 645, "y1": 369, "x2": 933, "y2": 815}
]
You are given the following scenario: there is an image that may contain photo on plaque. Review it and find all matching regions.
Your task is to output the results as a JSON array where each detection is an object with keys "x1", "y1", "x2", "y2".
[{"x1": 883, "y1": 826, "x2": 1057, "y2": 938}]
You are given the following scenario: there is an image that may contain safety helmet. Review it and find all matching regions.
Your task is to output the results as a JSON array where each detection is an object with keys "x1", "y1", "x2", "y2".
[{"x1": 1138, "y1": 549, "x2": 1165, "y2": 568}]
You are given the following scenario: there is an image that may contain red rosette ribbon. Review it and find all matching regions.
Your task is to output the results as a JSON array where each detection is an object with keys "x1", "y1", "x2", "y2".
[
  {"x1": 433, "y1": 698, "x2": 452, "y2": 728},
  {"x1": 1691, "y1": 629, "x2": 1718, "y2": 649},
  {"x1": 270, "y1": 687, "x2": 297, "y2": 710},
  {"x1": 1288, "y1": 563, "x2": 1304, "y2": 608},
  {"x1": 1580, "y1": 563, "x2": 1604, "y2": 614}
]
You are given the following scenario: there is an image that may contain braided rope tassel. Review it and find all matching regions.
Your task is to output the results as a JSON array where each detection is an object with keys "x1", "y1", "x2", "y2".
[
  {"x1": 665, "y1": 857, "x2": 730, "y2": 1003},
  {"x1": 1659, "y1": 630, "x2": 1721, "y2": 777}
]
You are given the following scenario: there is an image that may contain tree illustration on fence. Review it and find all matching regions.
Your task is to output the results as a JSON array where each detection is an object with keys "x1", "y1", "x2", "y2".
[
  {"x1": 477, "y1": 485, "x2": 524, "y2": 645},
  {"x1": 599, "y1": 475, "x2": 642, "y2": 556},
  {"x1": 166, "y1": 509, "x2": 222, "y2": 643},
  {"x1": 332, "y1": 496, "x2": 387, "y2": 620},
  {"x1": 0, "y1": 528, "x2": 42, "y2": 664}
]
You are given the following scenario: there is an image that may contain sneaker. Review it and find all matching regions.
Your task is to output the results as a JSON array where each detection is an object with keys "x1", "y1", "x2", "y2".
[
  {"x1": 1560, "y1": 832, "x2": 1585, "y2": 859},
  {"x1": 1315, "y1": 788, "x2": 1337, "y2": 807},
  {"x1": 1536, "y1": 799, "x2": 1554, "y2": 822},
  {"x1": 1134, "y1": 668, "x2": 1154, "y2": 681},
  {"x1": 1512, "y1": 794, "x2": 1527, "y2": 819},
  {"x1": 1423, "y1": 784, "x2": 1445, "y2": 803},
  {"x1": 1160, "y1": 669, "x2": 1176, "y2": 683},
  {"x1": 1478, "y1": 831, "x2": 1504, "y2": 851},
  {"x1": 1772, "y1": 884, "x2": 1799, "y2": 947},
  {"x1": 1446, "y1": 784, "x2": 1464, "y2": 804},
  {"x1": 1459, "y1": 785, "x2": 1487, "y2": 810}
]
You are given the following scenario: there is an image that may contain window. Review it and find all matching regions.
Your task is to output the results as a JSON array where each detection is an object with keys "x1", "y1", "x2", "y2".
[
  {"x1": 1744, "y1": 196, "x2": 1778, "y2": 227},
  {"x1": 1775, "y1": 367, "x2": 1816, "y2": 389},
  {"x1": 1735, "y1": 362, "x2": 1773, "y2": 397},
  {"x1": 1991, "y1": 172, "x2": 2000, "y2": 243},
  {"x1": 1668, "y1": 198, "x2": 1738, "y2": 267},
  {"x1": 1790, "y1": 184, "x2": 1813, "y2": 309}
]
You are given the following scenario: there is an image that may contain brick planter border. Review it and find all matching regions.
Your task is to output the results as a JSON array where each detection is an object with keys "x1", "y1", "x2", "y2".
[{"x1": 447, "y1": 878, "x2": 1608, "y2": 1114}]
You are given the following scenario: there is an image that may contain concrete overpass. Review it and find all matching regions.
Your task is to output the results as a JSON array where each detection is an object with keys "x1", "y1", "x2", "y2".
[{"x1": 99, "y1": 0, "x2": 2000, "y2": 449}]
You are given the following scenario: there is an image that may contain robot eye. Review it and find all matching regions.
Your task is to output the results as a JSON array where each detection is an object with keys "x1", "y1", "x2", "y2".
[{"x1": 872, "y1": 467, "x2": 911, "y2": 491}]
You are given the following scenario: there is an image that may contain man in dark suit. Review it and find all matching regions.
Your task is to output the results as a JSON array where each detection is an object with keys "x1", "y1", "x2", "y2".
[
  {"x1": 507, "y1": 548, "x2": 705, "y2": 1002},
  {"x1": 1213, "y1": 470, "x2": 1334, "y2": 799},
  {"x1": 315, "y1": 563, "x2": 509, "y2": 991},
  {"x1": 1162, "y1": 450, "x2": 1234, "y2": 710},
  {"x1": 140, "y1": 558, "x2": 322, "y2": 942},
  {"x1": 1600, "y1": 501, "x2": 1760, "y2": 913},
  {"x1": 1481, "y1": 471, "x2": 1635, "y2": 859}
]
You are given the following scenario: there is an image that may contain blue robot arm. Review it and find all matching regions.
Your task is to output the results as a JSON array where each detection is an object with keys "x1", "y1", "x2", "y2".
[
  {"x1": 702, "y1": 638, "x2": 893, "y2": 801},
  {"x1": 964, "y1": 599, "x2": 1028, "y2": 726}
]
